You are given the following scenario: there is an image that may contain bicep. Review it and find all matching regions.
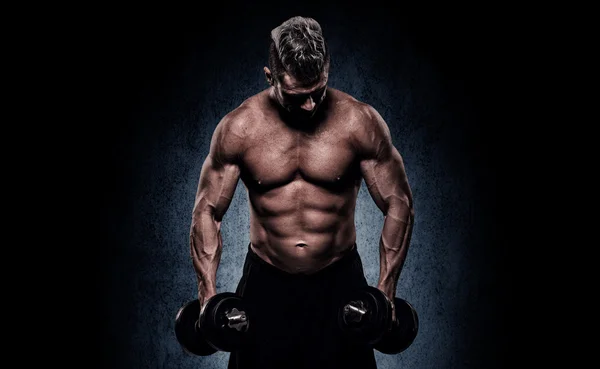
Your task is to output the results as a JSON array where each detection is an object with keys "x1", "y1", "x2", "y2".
[
  {"x1": 193, "y1": 117, "x2": 244, "y2": 221},
  {"x1": 194, "y1": 155, "x2": 241, "y2": 221},
  {"x1": 356, "y1": 106, "x2": 412, "y2": 216},
  {"x1": 360, "y1": 146, "x2": 412, "y2": 217}
]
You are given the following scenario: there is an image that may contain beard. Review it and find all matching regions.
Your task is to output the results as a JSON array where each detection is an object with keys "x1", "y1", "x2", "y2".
[
  {"x1": 281, "y1": 105, "x2": 326, "y2": 132},
  {"x1": 287, "y1": 106, "x2": 317, "y2": 120},
  {"x1": 273, "y1": 90, "x2": 329, "y2": 129},
  {"x1": 284, "y1": 99, "x2": 324, "y2": 120}
]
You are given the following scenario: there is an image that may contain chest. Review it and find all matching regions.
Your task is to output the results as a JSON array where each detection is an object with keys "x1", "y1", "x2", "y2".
[{"x1": 242, "y1": 124, "x2": 358, "y2": 187}]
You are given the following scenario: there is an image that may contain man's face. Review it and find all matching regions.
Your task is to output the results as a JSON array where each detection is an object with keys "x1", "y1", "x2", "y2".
[{"x1": 273, "y1": 71, "x2": 328, "y2": 120}]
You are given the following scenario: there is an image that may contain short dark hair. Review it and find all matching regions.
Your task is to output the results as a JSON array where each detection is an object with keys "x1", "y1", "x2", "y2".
[{"x1": 268, "y1": 16, "x2": 330, "y2": 84}]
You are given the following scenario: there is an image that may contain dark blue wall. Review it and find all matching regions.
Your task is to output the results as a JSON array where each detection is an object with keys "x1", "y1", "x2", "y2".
[{"x1": 94, "y1": 4, "x2": 512, "y2": 369}]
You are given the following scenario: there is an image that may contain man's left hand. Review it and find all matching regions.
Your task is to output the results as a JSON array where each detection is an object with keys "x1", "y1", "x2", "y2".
[{"x1": 377, "y1": 285, "x2": 397, "y2": 324}]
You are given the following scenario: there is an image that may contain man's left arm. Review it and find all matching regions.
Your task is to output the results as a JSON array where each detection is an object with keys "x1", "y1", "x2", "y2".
[{"x1": 354, "y1": 104, "x2": 414, "y2": 319}]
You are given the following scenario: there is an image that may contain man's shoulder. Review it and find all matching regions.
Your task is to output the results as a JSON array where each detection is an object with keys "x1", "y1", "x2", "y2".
[
  {"x1": 217, "y1": 90, "x2": 268, "y2": 137},
  {"x1": 329, "y1": 88, "x2": 383, "y2": 131},
  {"x1": 329, "y1": 88, "x2": 390, "y2": 155}
]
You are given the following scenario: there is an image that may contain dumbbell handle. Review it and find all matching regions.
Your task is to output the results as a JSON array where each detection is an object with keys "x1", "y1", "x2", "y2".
[
  {"x1": 196, "y1": 307, "x2": 249, "y2": 331},
  {"x1": 343, "y1": 300, "x2": 368, "y2": 323},
  {"x1": 342, "y1": 292, "x2": 394, "y2": 325},
  {"x1": 224, "y1": 308, "x2": 249, "y2": 331}
]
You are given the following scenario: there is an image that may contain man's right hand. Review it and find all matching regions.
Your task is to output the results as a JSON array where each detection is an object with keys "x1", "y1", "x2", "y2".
[
  {"x1": 175, "y1": 292, "x2": 252, "y2": 356},
  {"x1": 198, "y1": 290, "x2": 217, "y2": 322},
  {"x1": 176, "y1": 292, "x2": 250, "y2": 356}
]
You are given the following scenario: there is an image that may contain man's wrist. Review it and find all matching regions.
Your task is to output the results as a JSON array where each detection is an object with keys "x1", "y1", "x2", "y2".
[
  {"x1": 376, "y1": 282, "x2": 395, "y2": 299},
  {"x1": 376, "y1": 283, "x2": 397, "y2": 324},
  {"x1": 198, "y1": 287, "x2": 217, "y2": 305}
]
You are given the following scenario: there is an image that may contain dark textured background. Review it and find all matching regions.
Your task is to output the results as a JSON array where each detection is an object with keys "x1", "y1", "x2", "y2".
[{"x1": 88, "y1": 3, "x2": 518, "y2": 369}]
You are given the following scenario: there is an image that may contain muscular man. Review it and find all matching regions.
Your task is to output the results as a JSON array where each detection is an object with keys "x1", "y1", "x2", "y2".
[{"x1": 189, "y1": 16, "x2": 414, "y2": 369}]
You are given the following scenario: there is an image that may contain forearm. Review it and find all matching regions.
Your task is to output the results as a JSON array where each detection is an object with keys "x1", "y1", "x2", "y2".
[
  {"x1": 189, "y1": 209, "x2": 223, "y2": 305},
  {"x1": 377, "y1": 203, "x2": 414, "y2": 299}
]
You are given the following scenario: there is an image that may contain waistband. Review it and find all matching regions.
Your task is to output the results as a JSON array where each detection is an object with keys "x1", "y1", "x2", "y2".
[{"x1": 246, "y1": 242, "x2": 360, "y2": 282}]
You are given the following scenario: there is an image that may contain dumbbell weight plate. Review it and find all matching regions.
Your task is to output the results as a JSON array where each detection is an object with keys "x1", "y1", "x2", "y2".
[
  {"x1": 374, "y1": 298, "x2": 419, "y2": 354},
  {"x1": 199, "y1": 292, "x2": 251, "y2": 352},
  {"x1": 338, "y1": 286, "x2": 392, "y2": 346},
  {"x1": 174, "y1": 299, "x2": 219, "y2": 356}
]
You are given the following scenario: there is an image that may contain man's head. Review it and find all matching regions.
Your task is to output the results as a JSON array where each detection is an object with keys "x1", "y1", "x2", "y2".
[{"x1": 264, "y1": 16, "x2": 330, "y2": 119}]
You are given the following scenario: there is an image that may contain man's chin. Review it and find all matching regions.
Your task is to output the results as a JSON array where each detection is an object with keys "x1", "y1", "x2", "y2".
[{"x1": 289, "y1": 108, "x2": 316, "y2": 121}]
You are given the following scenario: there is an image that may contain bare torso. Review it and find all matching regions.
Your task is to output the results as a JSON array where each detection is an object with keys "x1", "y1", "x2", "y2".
[{"x1": 238, "y1": 88, "x2": 365, "y2": 274}]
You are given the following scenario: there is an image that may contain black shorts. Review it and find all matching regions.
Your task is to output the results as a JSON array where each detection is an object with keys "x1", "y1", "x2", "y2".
[{"x1": 227, "y1": 243, "x2": 378, "y2": 369}]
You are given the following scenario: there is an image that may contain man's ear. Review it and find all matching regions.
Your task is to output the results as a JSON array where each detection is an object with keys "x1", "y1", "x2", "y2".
[{"x1": 264, "y1": 66, "x2": 273, "y2": 86}]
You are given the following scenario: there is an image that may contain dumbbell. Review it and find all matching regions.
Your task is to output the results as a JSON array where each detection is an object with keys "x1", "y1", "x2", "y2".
[
  {"x1": 174, "y1": 292, "x2": 251, "y2": 356},
  {"x1": 337, "y1": 286, "x2": 418, "y2": 354}
]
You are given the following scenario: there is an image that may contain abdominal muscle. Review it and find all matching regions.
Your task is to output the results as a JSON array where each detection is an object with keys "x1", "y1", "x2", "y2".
[{"x1": 248, "y1": 186, "x2": 358, "y2": 275}]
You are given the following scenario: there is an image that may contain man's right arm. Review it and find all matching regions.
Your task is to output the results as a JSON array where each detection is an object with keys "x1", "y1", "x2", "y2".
[{"x1": 189, "y1": 111, "x2": 246, "y2": 307}]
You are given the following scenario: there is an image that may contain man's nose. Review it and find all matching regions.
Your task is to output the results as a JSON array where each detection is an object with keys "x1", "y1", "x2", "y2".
[{"x1": 300, "y1": 96, "x2": 315, "y2": 111}]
